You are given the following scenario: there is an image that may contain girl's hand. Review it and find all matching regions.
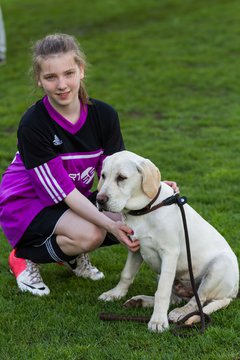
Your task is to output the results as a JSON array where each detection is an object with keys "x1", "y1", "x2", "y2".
[
  {"x1": 65, "y1": 188, "x2": 140, "y2": 252},
  {"x1": 108, "y1": 221, "x2": 140, "y2": 252},
  {"x1": 164, "y1": 180, "x2": 179, "y2": 194}
]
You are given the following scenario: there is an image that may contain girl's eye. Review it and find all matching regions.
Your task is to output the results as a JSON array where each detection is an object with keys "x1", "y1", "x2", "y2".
[
  {"x1": 45, "y1": 75, "x2": 55, "y2": 80},
  {"x1": 65, "y1": 71, "x2": 75, "y2": 77}
]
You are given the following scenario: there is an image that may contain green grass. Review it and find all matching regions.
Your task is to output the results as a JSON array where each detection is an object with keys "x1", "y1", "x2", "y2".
[{"x1": 1, "y1": 0, "x2": 240, "y2": 359}]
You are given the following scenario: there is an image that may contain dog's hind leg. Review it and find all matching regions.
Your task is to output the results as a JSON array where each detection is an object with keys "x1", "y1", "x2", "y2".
[
  {"x1": 124, "y1": 290, "x2": 186, "y2": 309},
  {"x1": 184, "y1": 298, "x2": 232, "y2": 325},
  {"x1": 169, "y1": 254, "x2": 238, "y2": 323},
  {"x1": 168, "y1": 296, "x2": 199, "y2": 323},
  {"x1": 124, "y1": 295, "x2": 154, "y2": 308}
]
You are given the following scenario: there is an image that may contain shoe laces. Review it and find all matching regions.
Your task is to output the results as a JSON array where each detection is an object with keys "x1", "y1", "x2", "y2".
[
  {"x1": 78, "y1": 253, "x2": 95, "y2": 271},
  {"x1": 25, "y1": 260, "x2": 43, "y2": 284}
]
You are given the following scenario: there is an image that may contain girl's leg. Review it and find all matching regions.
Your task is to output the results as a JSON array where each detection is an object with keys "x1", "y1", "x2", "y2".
[
  {"x1": 10, "y1": 208, "x2": 107, "y2": 296},
  {"x1": 16, "y1": 209, "x2": 106, "y2": 263},
  {"x1": 55, "y1": 209, "x2": 106, "y2": 255}
]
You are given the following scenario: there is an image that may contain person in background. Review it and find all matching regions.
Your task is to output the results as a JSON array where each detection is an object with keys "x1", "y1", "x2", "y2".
[
  {"x1": 0, "y1": 6, "x2": 6, "y2": 63},
  {"x1": 0, "y1": 33, "x2": 178, "y2": 296}
]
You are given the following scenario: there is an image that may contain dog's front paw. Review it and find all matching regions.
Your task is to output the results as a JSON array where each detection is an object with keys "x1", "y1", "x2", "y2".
[
  {"x1": 98, "y1": 287, "x2": 127, "y2": 302},
  {"x1": 148, "y1": 315, "x2": 169, "y2": 333}
]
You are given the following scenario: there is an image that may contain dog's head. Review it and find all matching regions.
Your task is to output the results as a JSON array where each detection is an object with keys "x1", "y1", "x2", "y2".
[{"x1": 97, "y1": 150, "x2": 161, "y2": 212}]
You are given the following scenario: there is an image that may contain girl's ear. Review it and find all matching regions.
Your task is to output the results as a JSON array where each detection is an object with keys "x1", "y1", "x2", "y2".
[
  {"x1": 79, "y1": 65, "x2": 85, "y2": 80},
  {"x1": 37, "y1": 80, "x2": 42, "y2": 87}
]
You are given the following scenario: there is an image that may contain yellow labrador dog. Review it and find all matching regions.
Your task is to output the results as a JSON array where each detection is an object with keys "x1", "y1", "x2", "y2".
[{"x1": 97, "y1": 150, "x2": 239, "y2": 332}]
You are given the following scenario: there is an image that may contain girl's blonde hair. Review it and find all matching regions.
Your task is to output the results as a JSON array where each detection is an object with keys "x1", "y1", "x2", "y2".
[{"x1": 32, "y1": 33, "x2": 90, "y2": 104}]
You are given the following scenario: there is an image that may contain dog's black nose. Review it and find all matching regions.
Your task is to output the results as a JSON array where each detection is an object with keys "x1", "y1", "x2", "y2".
[{"x1": 96, "y1": 193, "x2": 109, "y2": 205}]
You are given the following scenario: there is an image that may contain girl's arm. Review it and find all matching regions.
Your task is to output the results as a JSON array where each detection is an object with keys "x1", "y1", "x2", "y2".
[{"x1": 64, "y1": 188, "x2": 140, "y2": 252}]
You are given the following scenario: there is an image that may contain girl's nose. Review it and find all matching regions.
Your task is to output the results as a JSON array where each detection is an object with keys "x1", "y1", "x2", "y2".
[{"x1": 57, "y1": 77, "x2": 67, "y2": 90}]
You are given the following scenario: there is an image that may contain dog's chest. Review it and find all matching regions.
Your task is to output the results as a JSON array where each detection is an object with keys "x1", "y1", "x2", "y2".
[
  {"x1": 140, "y1": 244, "x2": 162, "y2": 274},
  {"x1": 127, "y1": 218, "x2": 163, "y2": 273}
]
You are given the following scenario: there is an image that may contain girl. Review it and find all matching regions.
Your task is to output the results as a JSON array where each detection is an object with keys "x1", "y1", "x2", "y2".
[{"x1": 0, "y1": 33, "x2": 177, "y2": 296}]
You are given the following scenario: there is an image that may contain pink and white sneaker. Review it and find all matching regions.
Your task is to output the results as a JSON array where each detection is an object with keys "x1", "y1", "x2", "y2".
[{"x1": 9, "y1": 249, "x2": 50, "y2": 296}]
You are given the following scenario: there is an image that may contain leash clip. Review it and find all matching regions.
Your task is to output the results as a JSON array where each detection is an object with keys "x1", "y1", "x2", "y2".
[
  {"x1": 176, "y1": 196, "x2": 188, "y2": 206},
  {"x1": 162, "y1": 193, "x2": 179, "y2": 206}
]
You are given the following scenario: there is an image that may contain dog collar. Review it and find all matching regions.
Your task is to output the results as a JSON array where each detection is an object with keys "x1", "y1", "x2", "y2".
[{"x1": 127, "y1": 188, "x2": 180, "y2": 216}]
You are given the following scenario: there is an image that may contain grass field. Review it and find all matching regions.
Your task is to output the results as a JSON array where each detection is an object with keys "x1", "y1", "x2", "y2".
[{"x1": 0, "y1": 0, "x2": 240, "y2": 359}]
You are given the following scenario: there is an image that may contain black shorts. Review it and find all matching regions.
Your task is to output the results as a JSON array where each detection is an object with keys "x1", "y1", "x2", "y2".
[
  {"x1": 17, "y1": 202, "x2": 70, "y2": 249},
  {"x1": 17, "y1": 191, "x2": 118, "y2": 249}
]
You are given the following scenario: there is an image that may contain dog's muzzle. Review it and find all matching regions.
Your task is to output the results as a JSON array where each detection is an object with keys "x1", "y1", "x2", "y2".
[{"x1": 96, "y1": 193, "x2": 109, "y2": 211}]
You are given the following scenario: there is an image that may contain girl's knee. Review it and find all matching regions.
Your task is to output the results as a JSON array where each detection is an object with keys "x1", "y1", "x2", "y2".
[
  {"x1": 83, "y1": 227, "x2": 106, "y2": 252},
  {"x1": 60, "y1": 227, "x2": 105, "y2": 254},
  {"x1": 56, "y1": 221, "x2": 106, "y2": 255}
]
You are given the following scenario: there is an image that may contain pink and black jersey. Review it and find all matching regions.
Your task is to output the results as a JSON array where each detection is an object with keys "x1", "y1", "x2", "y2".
[{"x1": 0, "y1": 96, "x2": 124, "y2": 247}]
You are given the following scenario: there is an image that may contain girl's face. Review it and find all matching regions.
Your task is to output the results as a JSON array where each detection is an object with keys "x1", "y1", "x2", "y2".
[{"x1": 37, "y1": 51, "x2": 84, "y2": 111}]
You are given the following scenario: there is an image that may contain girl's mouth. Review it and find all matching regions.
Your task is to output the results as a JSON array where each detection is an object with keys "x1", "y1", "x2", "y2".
[{"x1": 57, "y1": 91, "x2": 70, "y2": 100}]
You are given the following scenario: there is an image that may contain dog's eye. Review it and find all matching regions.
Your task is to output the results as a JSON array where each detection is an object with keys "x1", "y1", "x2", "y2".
[
  {"x1": 117, "y1": 175, "x2": 127, "y2": 182},
  {"x1": 101, "y1": 173, "x2": 105, "y2": 180}
]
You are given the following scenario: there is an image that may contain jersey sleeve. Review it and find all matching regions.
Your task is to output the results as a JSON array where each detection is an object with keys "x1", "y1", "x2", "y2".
[
  {"x1": 18, "y1": 121, "x2": 75, "y2": 205},
  {"x1": 17, "y1": 124, "x2": 56, "y2": 170},
  {"x1": 27, "y1": 156, "x2": 75, "y2": 206}
]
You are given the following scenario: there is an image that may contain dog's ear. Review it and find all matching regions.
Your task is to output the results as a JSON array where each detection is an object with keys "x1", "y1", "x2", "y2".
[{"x1": 137, "y1": 159, "x2": 161, "y2": 199}]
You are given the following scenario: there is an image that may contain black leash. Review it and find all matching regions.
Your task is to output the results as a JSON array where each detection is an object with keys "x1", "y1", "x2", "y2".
[
  {"x1": 100, "y1": 192, "x2": 212, "y2": 336},
  {"x1": 172, "y1": 195, "x2": 211, "y2": 336}
]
